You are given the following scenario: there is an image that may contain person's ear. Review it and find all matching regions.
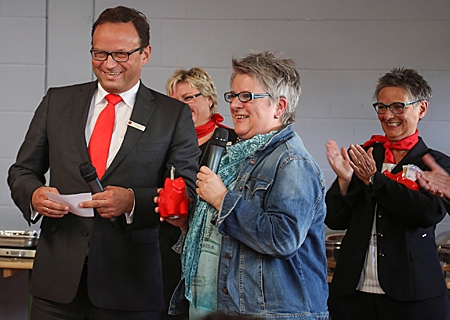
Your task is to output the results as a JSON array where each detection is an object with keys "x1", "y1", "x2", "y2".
[
  {"x1": 274, "y1": 97, "x2": 288, "y2": 119},
  {"x1": 418, "y1": 100, "x2": 428, "y2": 119},
  {"x1": 141, "y1": 45, "x2": 152, "y2": 65}
]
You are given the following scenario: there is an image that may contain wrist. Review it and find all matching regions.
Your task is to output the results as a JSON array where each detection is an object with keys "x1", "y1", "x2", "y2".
[
  {"x1": 127, "y1": 188, "x2": 135, "y2": 212},
  {"x1": 368, "y1": 173, "x2": 376, "y2": 186}
]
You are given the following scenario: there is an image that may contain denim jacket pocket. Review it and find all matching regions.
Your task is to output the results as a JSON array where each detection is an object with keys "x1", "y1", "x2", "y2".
[{"x1": 244, "y1": 175, "x2": 272, "y2": 207}]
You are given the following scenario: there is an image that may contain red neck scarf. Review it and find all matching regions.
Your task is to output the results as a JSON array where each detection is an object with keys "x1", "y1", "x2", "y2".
[
  {"x1": 195, "y1": 113, "x2": 229, "y2": 139},
  {"x1": 362, "y1": 130, "x2": 419, "y2": 164}
]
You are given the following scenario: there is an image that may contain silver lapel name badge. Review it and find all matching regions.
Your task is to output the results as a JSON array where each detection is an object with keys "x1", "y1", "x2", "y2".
[{"x1": 127, "y1": 120, "x2": 146, "y2": 132}]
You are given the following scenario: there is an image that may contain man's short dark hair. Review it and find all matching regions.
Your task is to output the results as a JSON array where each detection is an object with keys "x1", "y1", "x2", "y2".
[{"x1": 92, "y1": 6, "x2": 150, "y2": 48}]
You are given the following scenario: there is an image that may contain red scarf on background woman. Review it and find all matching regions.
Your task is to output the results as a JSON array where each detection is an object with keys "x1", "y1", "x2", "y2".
[
  {"x1": 362, "y1": 130, "x2": 419, "y2": 164},
  {"x1": 195, "y1": 113, "x2": 229, "y2": 139}
]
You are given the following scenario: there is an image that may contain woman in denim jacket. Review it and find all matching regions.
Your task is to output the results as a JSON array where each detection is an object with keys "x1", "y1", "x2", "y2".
[{"x1": 164, "y1": 51, "x2": 329, "y2": 320}]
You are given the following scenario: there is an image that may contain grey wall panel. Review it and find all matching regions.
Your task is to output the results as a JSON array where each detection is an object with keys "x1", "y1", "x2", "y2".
[{"x1": 47, "y1": 1, "x2": 94, "y2": 87}]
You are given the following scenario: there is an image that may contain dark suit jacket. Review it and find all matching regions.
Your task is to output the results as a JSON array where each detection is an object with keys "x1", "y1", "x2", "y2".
[
  {"x1": 326, "y1": 138, "x2": 450, "y2": 302},
  {"x1": 7, "y1": 81, "x2": 200, "y2": 311}
]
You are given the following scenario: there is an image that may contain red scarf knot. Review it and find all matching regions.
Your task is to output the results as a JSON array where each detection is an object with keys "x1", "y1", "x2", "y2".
[
  {"x1": 362, "y1": 130, "x2": 419, "y2": 164},
  {"x1": 195, "y1": 113, "x2": 229, "y2": 139}
]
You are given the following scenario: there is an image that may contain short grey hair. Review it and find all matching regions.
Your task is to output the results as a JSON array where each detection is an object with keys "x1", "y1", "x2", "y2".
[
  {"x1": 374, "y1": 67, "x2": 432, "y2": 102},
  {"x1": 230, "y1": 51, "x2": 301, "y2": 124}
]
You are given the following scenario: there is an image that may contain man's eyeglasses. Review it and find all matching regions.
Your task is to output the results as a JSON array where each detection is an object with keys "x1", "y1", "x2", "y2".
[
  {"x1": 224, "y1": 91, "x2": 271, "y2": 103},
  {"x1": 372, "y1": 100, "x2": 421, "y2": 114},
  {"x1": 90, "y1": 47, "x2": 141, "y2": 62},
  {"x1": 183, "y1": 93, "x2": 202, "y2": 103}
]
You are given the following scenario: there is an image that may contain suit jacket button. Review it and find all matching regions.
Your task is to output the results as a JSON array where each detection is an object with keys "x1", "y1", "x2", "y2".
[{"x1": 82, "y1": 231, "x2": 89, "y2": 236}]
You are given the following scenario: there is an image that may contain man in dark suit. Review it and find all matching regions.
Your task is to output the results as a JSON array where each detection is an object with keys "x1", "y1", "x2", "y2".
[{"x1": 7, "y1": 6, "x2": 199, "y2": 320}]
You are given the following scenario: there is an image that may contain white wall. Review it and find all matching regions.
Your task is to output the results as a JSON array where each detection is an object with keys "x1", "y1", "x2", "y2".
[{"x1": 1, "y1": 0, "x2": 450, "y2": 235}]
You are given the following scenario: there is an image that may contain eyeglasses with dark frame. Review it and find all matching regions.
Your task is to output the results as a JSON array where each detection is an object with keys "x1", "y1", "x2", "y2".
[
  {"x1": 90, "y1": 47, "x2": 142, "y2": 62},
  {"x1": 183, "y1": 92, "x2": 203, "y2": 103},
  {"x1": 372, "y1": 99, "x2": 421, "y2": 114},
  {"x1": 224, "y1": 91, "x2": 271, "y2": 103}
]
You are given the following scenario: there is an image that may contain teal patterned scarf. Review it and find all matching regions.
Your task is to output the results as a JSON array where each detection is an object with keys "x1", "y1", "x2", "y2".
[{"x1": 182, "y1": 131, "x2": 276, "y2": 302}]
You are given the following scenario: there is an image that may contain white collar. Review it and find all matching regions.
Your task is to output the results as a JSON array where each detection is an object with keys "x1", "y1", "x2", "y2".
[{"x1": 95, "y1": 80, "x2": 140, "y2": 108}]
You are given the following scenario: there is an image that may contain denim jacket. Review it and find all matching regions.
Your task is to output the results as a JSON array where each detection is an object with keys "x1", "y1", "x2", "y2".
[{"x1": 171, "y1": 125, "x2": 329, "y2": 319}]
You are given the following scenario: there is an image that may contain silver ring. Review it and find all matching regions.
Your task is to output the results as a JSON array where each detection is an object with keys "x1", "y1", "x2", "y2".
[
  {"x1": 45, "y1": 207, "x2": 48, "y2": 212},
  {"x1": 196, "y1": 179, "x2": 201, "y2": 186},
  {"x1": 358, "y1": 161, "x2": 362, "y2": 165}
]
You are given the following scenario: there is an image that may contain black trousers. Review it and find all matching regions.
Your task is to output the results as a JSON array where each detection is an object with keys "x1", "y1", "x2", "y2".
[
  {"x1": 328, "y1": 290, "x2": 449, "y2": 320},
  {"x1": 30, "y1": 261, "x2": 162, "y2": 320}
]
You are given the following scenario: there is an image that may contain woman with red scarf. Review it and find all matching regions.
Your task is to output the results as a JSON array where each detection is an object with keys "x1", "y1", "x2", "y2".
[
  {"x1": 325, "y1": 68, "x2": 450, "y2": 320},
  {"x1": 160, "y1": 67, "x2": 237, "y2": 320},
  {"x1": 167, "y1": 67, "x2": 238, "y2": 167}
]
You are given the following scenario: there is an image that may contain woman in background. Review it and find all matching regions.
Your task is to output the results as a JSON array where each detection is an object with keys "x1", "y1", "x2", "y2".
[
  {"x1": 167, "y1": 67, "x2": 238, "y2": 166},
  {"x1": 161, "y1": 68, "x2": 237, "y2": 320},
  {"x1": 326, "y1": 67, "x2": 450, "y2": 320}
]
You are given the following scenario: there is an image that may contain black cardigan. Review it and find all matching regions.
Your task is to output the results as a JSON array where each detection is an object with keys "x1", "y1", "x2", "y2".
[{"x1": 326, "y1": 137, "x2": 450, "y2": 301}]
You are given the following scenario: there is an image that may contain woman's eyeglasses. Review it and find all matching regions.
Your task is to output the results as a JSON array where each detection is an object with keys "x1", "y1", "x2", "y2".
[
  {"x1": 224, "y1": 91, "x2": 271, "y2": 103},
  {"x1": 372, "y1": 100, "x2": 420, "y2": 114}
]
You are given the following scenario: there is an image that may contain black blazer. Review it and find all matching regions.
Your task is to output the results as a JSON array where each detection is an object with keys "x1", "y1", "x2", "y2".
[
  {"x1": 8, "y1": 81, "x2": 200, "y2": 311},
  {"x1": 326, "y1": 138, "x2": 450, "y2": 302}
]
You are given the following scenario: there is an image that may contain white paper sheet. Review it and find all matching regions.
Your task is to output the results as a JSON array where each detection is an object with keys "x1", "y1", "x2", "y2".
[{"x1": 46, "y1": 193, "x2": 94, "y2": 217}]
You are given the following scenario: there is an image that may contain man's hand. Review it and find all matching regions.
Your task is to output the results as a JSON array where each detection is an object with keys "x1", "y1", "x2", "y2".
[
  {"x1": 154, "y1": 188, "x2": 188, "y2": 231},
  {"x1": 79, "y1": 186, "x2": 134, "y2": 219},
  {"x1": 32, "y1": 186, "x2": 69, "y2": 218},
  {"x1": 417, "y1": 154, "x2": 450, "y2": 198}
]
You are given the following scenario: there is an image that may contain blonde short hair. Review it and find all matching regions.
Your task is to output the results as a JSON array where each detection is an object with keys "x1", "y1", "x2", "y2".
[{"x1": 166, "y1": 67, "x2": 218, "y2": 115}]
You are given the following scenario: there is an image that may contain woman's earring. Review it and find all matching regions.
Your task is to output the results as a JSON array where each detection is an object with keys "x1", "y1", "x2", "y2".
[{"x1": 274, "y1": 115, "x2": 279, "y2": 119}]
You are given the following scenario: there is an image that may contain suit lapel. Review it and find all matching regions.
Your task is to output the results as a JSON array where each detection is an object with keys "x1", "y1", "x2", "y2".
[
  {"x1": 71, "y1": 82, "x2": 98, "y2": 164},
  {"x1": 394, "y1": 138, "x2": 427, "y2": 172},
  {"x1": 102, "y1": 83, "x2": 156, "y2": 179}
]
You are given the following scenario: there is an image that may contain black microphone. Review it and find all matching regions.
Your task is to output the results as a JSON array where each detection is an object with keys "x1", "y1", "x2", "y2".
[
  {"x1": 79, "y1": 162, "x2": 104, "y2": 193},
  {"x1": 79, "y1": 162, "x2": 115, "y2": 222},
  {"x1": 206, "y1": 127, "x2": 229, "y2": 173}
]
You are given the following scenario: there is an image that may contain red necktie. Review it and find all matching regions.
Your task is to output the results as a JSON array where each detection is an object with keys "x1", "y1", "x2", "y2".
[
  {"x1": 88, "y1": 94, "x2": 122, "y2": 179},
  {"x1": 362, "y1": 130, "x2": 419, "y2": 164}
]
